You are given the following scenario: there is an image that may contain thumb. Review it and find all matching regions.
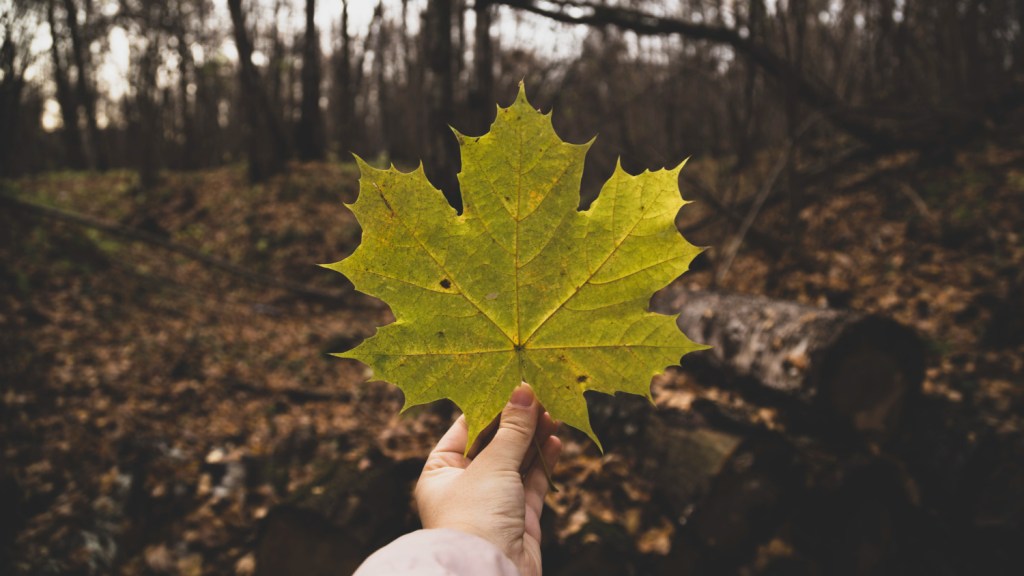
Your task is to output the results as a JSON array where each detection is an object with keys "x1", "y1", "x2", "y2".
[{"x1": 474, "y1": 384, "x2": 539, "y2": 473}]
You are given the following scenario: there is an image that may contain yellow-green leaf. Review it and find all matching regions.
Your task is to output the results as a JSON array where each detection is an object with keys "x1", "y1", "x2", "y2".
[{"x1": 323, "y1": 84, "x2": 707, "y2": 451}]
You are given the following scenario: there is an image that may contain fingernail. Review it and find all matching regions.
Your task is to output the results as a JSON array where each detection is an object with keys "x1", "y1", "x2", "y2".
[{"x1": 509, "y1": 384, "x2": 534, "y2": 407}]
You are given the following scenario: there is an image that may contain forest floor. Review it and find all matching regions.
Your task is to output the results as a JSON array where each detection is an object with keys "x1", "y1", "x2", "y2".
[{"x1": 2, "y1": 147, "x2": 1023, "y2": 575}]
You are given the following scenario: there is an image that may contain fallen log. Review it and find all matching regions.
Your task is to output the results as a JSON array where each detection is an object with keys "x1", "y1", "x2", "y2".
[
  {"x1": 588, "y1": 394, "x2": 946, "y2": 576},
  {"x1": 257, "y1": 393, "x2": 943, "y2": 576},
  {"x1": 650, "y1": 287, "x2": 925, "y2": 437},
  {"x1": 586, "y1": 395, "x2": 802, "y2": 574},
  {"x1": 254, "y1": 450, "x2": 424, "y2": 576}
]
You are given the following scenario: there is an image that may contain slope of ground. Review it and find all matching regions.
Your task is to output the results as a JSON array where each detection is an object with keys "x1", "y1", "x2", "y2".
[{"x1": 1, "y1": 149, "x2": 1021, "y2": 574}]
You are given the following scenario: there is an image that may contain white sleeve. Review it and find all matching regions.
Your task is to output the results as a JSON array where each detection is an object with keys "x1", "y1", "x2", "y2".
[{"x1": 353, "y1": 528, "x2": 521, "y2": 576}]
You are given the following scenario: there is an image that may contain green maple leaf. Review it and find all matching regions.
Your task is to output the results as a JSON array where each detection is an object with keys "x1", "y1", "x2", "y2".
[{"x1": 324, "y1": 84, "x2": 706, "y2": 451}]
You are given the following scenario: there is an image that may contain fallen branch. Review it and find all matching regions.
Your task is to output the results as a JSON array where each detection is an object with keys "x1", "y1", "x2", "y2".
[
  {"x1": 494, "y1": 0, "x2": 999, "y2": 153},
  {"x1": 713, "y1": 141, "x2": 794, "y2": 283},
  {"x1": 1, "y1": 193, "x2": 351, "y2": 303}
]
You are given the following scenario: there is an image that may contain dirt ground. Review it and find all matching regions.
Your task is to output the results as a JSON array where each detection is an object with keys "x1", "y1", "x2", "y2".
[{"x1": 2, "y1": 148, "x2": 1022, "y2": 574}]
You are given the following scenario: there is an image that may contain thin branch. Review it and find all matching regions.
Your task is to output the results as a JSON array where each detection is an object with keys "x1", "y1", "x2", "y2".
[
  {"x1": 713, "y1": 142, "x2": 793, "y2": 285},
  {"x1": 491, "y1": 0, "x2": 972, "y2": 151},
  {"x1": 714, "y1": 115, "x2": 821, "y2": 284},
  {"x1": 1, "y1": 192, "x2": 351, "y2": 303}
]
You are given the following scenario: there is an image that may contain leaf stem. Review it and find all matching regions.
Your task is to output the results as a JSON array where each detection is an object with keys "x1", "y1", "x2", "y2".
[{"x1": 532, "y1": 435, "x2": 559, "y2": 493}]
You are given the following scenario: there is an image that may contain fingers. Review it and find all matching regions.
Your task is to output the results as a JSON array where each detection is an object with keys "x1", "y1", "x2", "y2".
[
  {"x1": 524, "y1": 434, "x2": 563, "y2": 539},
  {"x1": 423, "y1": 414, "x2": 471, "y2": 472},
  {"x1": 473, "y1": 384, "x2": 541, "y2": 474}
]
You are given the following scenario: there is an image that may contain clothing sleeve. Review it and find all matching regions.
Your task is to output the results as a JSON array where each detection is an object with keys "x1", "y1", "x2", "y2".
[{"x1": 352, "y1": 528, "x2": 521, "y2": 576}]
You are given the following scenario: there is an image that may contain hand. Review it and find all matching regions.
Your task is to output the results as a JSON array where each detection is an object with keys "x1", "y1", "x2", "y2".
[{"x1": 415, "y1": 384, "x2": 562, "y2": 576}]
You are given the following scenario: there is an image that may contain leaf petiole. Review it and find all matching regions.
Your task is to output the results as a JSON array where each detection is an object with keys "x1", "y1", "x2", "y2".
[{"x1": 532, "y1": 435, "x2": 559, "y2": 493}]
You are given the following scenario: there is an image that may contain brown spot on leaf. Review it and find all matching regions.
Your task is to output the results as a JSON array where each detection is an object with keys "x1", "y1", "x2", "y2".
[{"x1": 439, "y1": 279, "x2": 451, "y2": 289}]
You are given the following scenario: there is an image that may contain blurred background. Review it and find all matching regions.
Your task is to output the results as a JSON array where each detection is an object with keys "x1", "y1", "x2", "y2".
[{"x1": 1, "y1": 0, "x2": 1022, "y2": 574}]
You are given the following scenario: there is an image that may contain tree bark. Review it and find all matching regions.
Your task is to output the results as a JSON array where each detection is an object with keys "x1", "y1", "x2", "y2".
[
  {"x1": 425, "y1": 0, "x2": 460, "y2": 210},
  {"x1": 47, "y1": 0, "x2": 86, "y2": 170},
  {"x1": 135, "y1": 36, "x2": 161, "y2": 190},
  {"x1": 0, "y1": 32, "x2": 26, "y2": 177},
  {"x1": 227, "y1": 0, "x2": 290, "y2": 182},
  {"x1": 371, "y1": 1, "x2": 391, "y2": 159},
  {"x1": 334, "y1": 0, "x2": 355, "y2": 156},
  {"x1": 173, "y1": 0, "x2": 197, "y2": 170},
  {"x1": 269, "y1": 0, "x2": 285, "y2": 111},
  {"x1": 63, "y1": 0, "x2": 107, "y2": 171},
  {"x1": 297, "y1": 0, "x2": 325, "y2": 161},
  {"x1": 468, "y1": 0, "x2": 494, "y2": 134},
  {"x1": 650, "y1": 288, "x2": 924, "y2": 437}
]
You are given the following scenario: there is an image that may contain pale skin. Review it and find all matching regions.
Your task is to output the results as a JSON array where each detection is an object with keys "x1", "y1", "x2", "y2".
[{"x1": 415, "y1": 384, "x2": 563, "y2": 576}]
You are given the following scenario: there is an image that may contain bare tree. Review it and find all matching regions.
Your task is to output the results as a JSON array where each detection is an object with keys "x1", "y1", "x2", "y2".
[
  {"x1": 134, "y1": 30, "x2": 161, "y2": 189},
  {"x1": 467, "y1": 0, "x2": 494, "y2": 134},
  {"x1": 333, "y1": 0, "x2": 355, "y2": 156},
  {"x1": 47, "y1": 0, "x2": 86, "y2": 170},
  {"x1": 424, "y1": 0, "x2": 459, "y2": 209},
  {"x1": 171, "y1": 0, "x2": 199, "y2": 170},
  {"x1": 0, "y1": 1, "x2": 37, "y2": 177},
  {"x1": 63, "y1": 0, "x2": 107, "y2": 170},
  {"x1": 297, "y1": 0, "x2": 324, "y2": 160},
  {"x1": 227, "y1": 0, "x2": 290, "y2": 182},
  {"x1": 491, "y1": 0, "x2": 1020, "y2": 155},
  {"x1": 372, "y1": 1, "x2": 391, "y2": 158}
]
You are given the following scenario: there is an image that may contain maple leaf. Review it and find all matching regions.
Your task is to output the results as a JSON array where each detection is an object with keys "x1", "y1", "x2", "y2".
[{"x1": 324, "y1": 84, "x2": 706, "y2": 451}]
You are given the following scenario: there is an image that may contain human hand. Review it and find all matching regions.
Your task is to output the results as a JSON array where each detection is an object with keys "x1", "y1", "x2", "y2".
[{"x1": 415, "y1": 384, "x2": 562, "y2": 576}]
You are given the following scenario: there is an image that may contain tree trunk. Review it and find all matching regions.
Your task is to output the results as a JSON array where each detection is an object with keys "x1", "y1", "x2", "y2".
[
  {"x1": 173, "y1": 0, "x2": 197, "y2": 170},
  {"x1": 63, "y1": 0, "x2": 107, "y2": 171},
  {"x1": 425, "y1": 0, "x2": 460, "y2": 210},
  {"x1": 468, "y1": 0, "x2": 494, "y2": 134},
  {"x1": 454, "y1": 0, "x2": 466, "y2": 81},
  {"x1": 47, "y1": 0, "x2": 86, "y2": 170},
  {"x1": 334, "y1": 0, "x2": 355, "y2": 156},
  {"x1": 0, "y1": 34, "x2": 26, "y2": 177},
  {"x1": 269, "y1": 0, "x2": 285, "y2": 111},
  {"x1": 1018, "y1": 0, "x2": 1024, "y2": 71},
  {"x1": 734, "y1": 0, "x2": 763, "y2": 172},
  {"x1": 297, "y1": 0, "x2": 324, "y2": 161},
  {"x1": 650, "y1": 288, "x2": 925, "y2": 438},
  {"x1": 136, "y1": 37, "x2": 161, "y2": 190},
  {"x1": 372, "y1": 1, "x2": 391, "y2": 159},
  {"x1": 227, "y1": 0, "x2": 290, "y2": 182},
  {"x1": 783, "y1": 0, "x2": 806, "y2": 235}
]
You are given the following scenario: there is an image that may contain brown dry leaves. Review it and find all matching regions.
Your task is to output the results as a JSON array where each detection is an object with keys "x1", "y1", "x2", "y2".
[{"x1": 2, "y1": 145, "x2": 1023, "y2": 574}]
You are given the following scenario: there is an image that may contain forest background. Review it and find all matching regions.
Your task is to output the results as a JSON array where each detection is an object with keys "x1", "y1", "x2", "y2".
[{"x1": 1, "y1": 0, "x2": 1023, "y2": 574}]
